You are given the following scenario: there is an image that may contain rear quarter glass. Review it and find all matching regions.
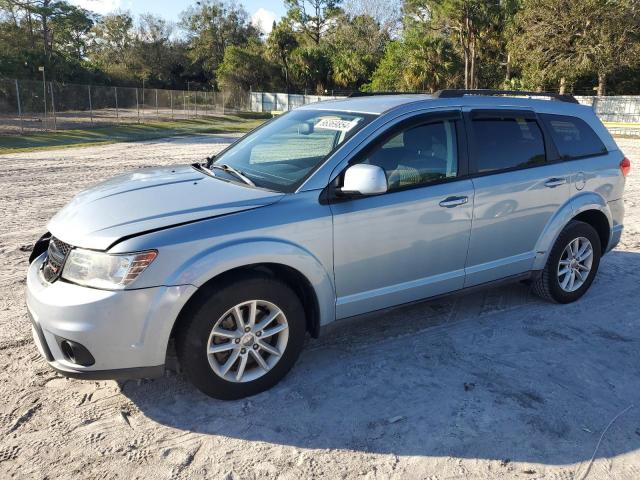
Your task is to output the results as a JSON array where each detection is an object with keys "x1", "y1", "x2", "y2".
[{"x1": 540, "y1": 113, "x2": 607, "y2": 159}]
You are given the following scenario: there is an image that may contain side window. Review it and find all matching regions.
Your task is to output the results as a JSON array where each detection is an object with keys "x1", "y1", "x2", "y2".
[
  {"x1": 360, "y1": 120, "x2": 458, "y2": 191},
  {"x1": 470, "y1": 115, "x2": 546, "y2": 173},
  {"x1": 541, "y1": 114, "x2": 607, "y2": 159}
]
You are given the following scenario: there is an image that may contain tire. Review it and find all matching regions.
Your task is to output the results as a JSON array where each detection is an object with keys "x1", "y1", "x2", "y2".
[
  {"x1": 531, "y1": 220, "x2": 602, "y2": 304},
  {"x1": 176, "y1": 273, "x2": 306, "y2": 400}
]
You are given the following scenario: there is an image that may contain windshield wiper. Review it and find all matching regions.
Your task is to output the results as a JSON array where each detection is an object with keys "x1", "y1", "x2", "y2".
[{"x1": 210, "y1": 164, "x2": 255, "y2": 187}]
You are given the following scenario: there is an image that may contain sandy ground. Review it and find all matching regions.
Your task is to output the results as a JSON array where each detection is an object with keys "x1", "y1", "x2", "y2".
[{"x1": 0, "y1": 135, "x2": 639, "y2": 480}]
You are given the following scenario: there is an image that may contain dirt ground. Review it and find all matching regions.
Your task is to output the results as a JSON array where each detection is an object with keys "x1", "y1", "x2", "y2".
[{"x1": 0, "y1": 135, "x2": 639, "y2": 480}]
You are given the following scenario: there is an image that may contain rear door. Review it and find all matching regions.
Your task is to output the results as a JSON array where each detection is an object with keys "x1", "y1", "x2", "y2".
[{"x1": 463, "y1": 109, "x2": 573, "y2": 286}]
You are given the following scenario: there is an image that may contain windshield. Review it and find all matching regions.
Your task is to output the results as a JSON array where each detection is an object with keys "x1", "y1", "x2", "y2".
[{"x1": 213, "y1": 109, "x2": 375, "y2": 192}]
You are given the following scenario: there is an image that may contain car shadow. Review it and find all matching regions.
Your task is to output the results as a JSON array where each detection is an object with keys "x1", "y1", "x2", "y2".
[{"x1": 120, "y1": 250, "x2": 640, "y2": 464}]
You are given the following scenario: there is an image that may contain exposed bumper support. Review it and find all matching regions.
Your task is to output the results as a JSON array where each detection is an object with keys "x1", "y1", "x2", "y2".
[{"x1": 606, "y1": 225, "x2": 623, "y2": 253}]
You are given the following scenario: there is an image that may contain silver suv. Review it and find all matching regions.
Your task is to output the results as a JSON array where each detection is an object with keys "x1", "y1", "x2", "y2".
[{"x1": 26, "y1": 90, "x2": 629, "y2": 399}]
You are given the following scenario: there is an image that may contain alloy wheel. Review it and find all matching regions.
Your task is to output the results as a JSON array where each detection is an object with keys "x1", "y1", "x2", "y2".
[
  {"x1": 206, "y1": 300, "x2": 289, "y2": 383},
  {"x1": 557, "y1": 236, "x2": 593, "y2": 293}
]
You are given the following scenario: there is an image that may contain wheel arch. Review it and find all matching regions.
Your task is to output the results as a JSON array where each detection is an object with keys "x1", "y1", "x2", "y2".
[
  {"x1": 170, "y1": 262, "x2": 322, "y2": 340},
  {"x1": 572, "y1": 209, "x2": 610, "y2": 254},
  {"x1": 165, "y1": 239, "x2": 336, "y2": 361},
  {"x1": 533, "y1": 192, "x2": 612, "y2": 270}
]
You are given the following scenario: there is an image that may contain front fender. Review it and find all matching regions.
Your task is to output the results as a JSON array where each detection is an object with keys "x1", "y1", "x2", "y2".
[
  {"x1": 532, "y1": 192, "x2": 612, "y2": 270},
  {"x1": 167, "y1": 238, "x2": 336, "y2": 327}
]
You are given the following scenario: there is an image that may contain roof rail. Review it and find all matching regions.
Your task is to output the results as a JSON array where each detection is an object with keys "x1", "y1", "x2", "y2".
[
  {"x1": 348, "y1": 91, "x2": 425, "y2": 97},
  {"x1": 433, "y1": 89, "x2": 579, "y2": 104}
]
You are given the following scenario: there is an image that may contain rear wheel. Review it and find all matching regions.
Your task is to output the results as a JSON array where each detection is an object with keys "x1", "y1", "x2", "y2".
[
  {"x1": 532, "y1": 220, "x2": 602, "y2": 303},
  {"x1": 176, "y1": 273, "x2": 306, "y2": 399}
]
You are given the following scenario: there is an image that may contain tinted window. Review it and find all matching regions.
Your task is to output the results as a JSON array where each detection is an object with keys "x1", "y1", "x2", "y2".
[
  {"x1": 471, "y1": 116, "x2": 546, "y2": 173},
  {"x1": 541, "y1": 114, "x2": 607, "y2": 159},
  {"x1": 361, "y1": 120, "x2": 458, "y2": 191}
]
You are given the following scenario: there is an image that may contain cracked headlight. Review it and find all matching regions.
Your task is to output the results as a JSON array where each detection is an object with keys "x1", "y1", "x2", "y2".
[{"x1": 62, "y1": 249, "x2": 157, "y2": 290}]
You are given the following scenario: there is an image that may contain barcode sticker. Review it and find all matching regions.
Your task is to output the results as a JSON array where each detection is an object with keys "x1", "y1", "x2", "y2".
[{"x1": 315, "y1": 118, "x2": 359, "y2": 132}]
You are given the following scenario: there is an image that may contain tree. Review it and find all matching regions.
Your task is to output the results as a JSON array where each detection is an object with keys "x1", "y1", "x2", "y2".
[
  {"x1": 0, "y1": 1, "x2": 97, "y2": 80},
  {"x1": 289, "y1": 45, "x2": 332, "y2": 93},
  {"x1": 132, "y1": 14, "x2": 177, "y2": 84},
  {"x1": 2, "y1": 0, "x2": 93, "y2": 59},
  {"x1": 574, "y1": 0, "x2": 640, "y2": 95},
  {"x1": 369, "y1": 25, "x2": 458, "y2": 92},
  {"x1": 1, "y1": 0, "x2": 639, "y2": 96},
  {"x1": 498, "y1": 0, "x2": 521, "y2": 84},
  {"x1": 88, "y1": 12, "x2": 135, "y2": 81},
  {"x1": 216, "y1": 40, "x2": 280, "y2": 91},
  {"x1": 405, "y1": 0, "x2": 501, "y2": 89},
  {"x1": 327, "y1": 13, "x2": 388, "y2": 89},
  {"x1": 510, "y1": 0, "x2": 640, "y2": 95},
  {"x1": 19, "y1": 0, "x2": 54, "y2": 57},
  {"x1": 342, "y1": 0, "x2": 402, "y2": 36},
  {"x1": 181, "y1": 0, "x2": 259, "y2": 85},
  {"x1": 267, "y1": 20, "x2": 298, "y2": 92},
  {"x1": 50, "y1": 3, "x2": 93, "y2": 60},
  {"x1": 284, "y1": 0, "x2": 342, "y2": 45}
]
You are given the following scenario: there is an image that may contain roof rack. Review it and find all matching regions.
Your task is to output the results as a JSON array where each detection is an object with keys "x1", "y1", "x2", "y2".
[{"x1": 433, "y1": 89, "x2": 579, "y2": 104}]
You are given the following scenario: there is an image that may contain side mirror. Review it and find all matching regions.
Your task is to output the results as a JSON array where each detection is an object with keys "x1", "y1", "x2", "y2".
[{"x1": 339, "y1": 164, "x2": 388, "y2": 196}]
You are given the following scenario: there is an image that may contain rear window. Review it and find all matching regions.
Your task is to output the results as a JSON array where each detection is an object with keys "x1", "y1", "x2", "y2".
[
  {"x1": 541, "y1": 114, "x2": 607, "y2": 159},
  {"x1": 470, "y1": 116, "x2": 546, "y2": 173}
]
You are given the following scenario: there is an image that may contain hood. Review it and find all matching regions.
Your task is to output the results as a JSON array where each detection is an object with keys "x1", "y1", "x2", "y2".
[{"x1": 48, "y1": 165, "x2": 284, "y2": 250}]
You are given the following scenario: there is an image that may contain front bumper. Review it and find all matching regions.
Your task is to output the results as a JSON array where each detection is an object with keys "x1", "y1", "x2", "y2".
[{"x1": 26, "y1": 253, "x2": 197, "y2": 378}]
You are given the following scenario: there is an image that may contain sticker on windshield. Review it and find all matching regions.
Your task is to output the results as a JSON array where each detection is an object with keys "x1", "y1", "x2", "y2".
[{"x1": 315, "y1": 118, "x2": 359, "y2": 132}]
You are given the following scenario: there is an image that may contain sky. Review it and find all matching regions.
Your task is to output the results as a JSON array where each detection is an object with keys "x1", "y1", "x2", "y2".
[{"x1": 69, "y1": 0, "x2": 286, "y2": 34}]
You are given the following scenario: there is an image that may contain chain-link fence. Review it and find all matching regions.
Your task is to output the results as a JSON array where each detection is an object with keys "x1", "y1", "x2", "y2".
[
  {"x1": 249, "y1": 92, "x2": 345, "y2": 113},
  {"x1": 0, "y1": 78, "x2": 251, "y2": 134},
  {"x1": 575, "y1": 96, "x2": 640, "y2": 123},
  {"x1": 575, "y1": 95, "x2": 640, "y2": 136},
  {"x1": 248, "y1": 91, "x2": 640, "y2": 136},
  {"x1": 3, "y1": 80, "x2": 640, "y2": 136}
]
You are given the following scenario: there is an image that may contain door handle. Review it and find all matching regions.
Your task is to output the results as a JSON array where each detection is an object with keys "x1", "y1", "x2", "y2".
[
  {"x1": 439, "y1": 196, "x2": 468, "y2": 208},
  {"x1": 544, "y1": 177, "x2": 567, "y2": 188}
]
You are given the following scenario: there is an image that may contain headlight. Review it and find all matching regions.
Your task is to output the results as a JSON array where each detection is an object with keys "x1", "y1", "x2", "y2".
[{"x1": 62, "y1": 249, "x2": 157, "y2": 290}]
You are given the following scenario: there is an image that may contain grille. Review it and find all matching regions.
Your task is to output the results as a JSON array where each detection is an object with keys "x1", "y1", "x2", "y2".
[{"x1": 42, "y1": 237, "x2": 72, "y2": 283}]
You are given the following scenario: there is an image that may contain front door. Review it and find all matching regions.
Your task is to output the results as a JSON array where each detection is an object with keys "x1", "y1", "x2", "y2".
[{"x1": 330, "y1": 111, "x2": 475, "y2": 319}]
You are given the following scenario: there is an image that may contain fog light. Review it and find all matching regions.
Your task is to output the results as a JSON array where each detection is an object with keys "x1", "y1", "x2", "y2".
[{"x1": 56, "y1": 337, "x2": 95, "y2": 366}]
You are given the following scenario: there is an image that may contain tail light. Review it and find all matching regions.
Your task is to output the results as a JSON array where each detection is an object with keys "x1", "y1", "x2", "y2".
[{"x1": 620, "y1": 157, "x2": 631, "y2": 177}]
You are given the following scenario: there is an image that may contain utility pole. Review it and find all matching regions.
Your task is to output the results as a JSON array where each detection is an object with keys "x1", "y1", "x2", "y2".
[
  {"x1": 114, "y1": 87, "x2": 119, "y2": 122},
  {"x1": 15, "y1": 79, "x2": 24, "y2": 134},
  {"x1": 50, "y1": 82, "x2": 57, "y2": 130},
  {"x1": 88, "y1": 85, "x2": 93, "y2": 124},
  {"x1": 39, "y1": 66, "x2": 46, "y2": 130}
]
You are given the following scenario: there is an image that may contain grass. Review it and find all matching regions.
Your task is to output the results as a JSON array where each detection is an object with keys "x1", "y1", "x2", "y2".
[
  {"x1": 603, "y1": 121, "x2": 640, "y2": 128},
  {"x1": 0, "y1": 114, "x2": 269, "y2": 154},
  {"x1": 2, "y1": 115, "x2": 634, "y2": 154}
]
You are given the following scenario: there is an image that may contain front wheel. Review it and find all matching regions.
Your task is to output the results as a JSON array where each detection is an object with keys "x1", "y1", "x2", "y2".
[
  {"x1": 531, "y1": 220, "x2": 602, "y2": 303},
  {"x1": 176, "y1": 273, "x2": 306, "y2": 400}
]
